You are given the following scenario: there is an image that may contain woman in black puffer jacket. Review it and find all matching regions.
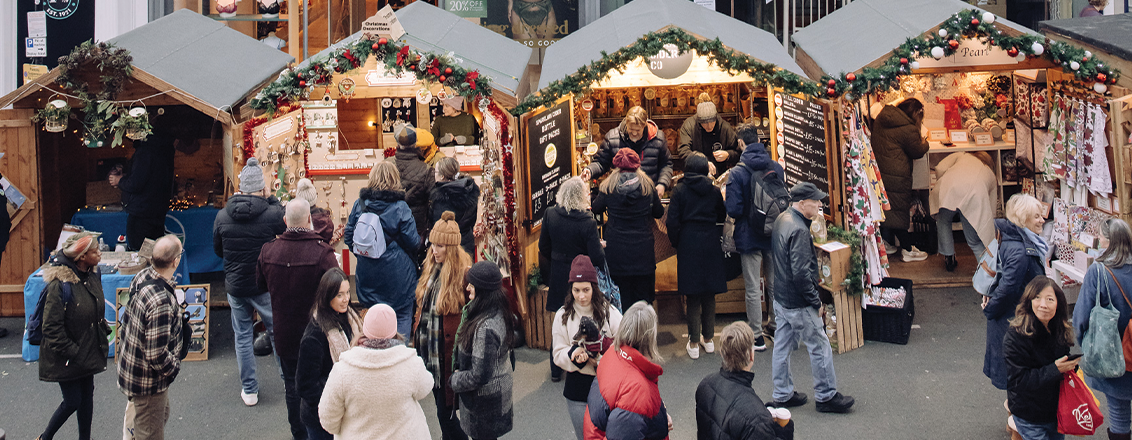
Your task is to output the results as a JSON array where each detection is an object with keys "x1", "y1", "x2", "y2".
[
  {"x1": 429, "y1": 157, "x2": 480, "y2": 255},
  {"x1": 593, "y1": 148, "x2": 664, "y2": 309},
  {"x1": 871, "y1": 99, "x2": 929, "y2": 258}
]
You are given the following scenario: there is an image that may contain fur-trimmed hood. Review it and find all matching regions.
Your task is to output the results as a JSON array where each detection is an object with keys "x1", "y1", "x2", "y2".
[{"x1": 42, "y1": 255, "x2": 86, "y2": 284}]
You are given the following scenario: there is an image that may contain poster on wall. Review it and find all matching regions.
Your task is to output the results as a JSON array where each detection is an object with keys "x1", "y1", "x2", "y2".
[
  {"x1": 773, "y1": 92, "x2": 831, "y2": 213},
  {"x1": 116, "y1": 284, "x2": 210, "y2": 361},
  {"x1": 523, "y1": 97, "x2": 575, "y2": 229},
  {"x1": 484, "y1": 0, "x2": 578, "y2": 48}
]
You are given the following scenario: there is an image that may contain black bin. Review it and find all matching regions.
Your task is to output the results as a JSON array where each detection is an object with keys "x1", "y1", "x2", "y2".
[{"x1": 862, "y1": 277, "x2": 915, "y2": 345}]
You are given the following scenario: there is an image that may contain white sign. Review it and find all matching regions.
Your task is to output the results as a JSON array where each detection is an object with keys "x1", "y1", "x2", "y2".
[
  {"x1": 28, "y1": 11, "x2": 47, "y2": 38},
  {"x1": 361, "y1": 5, "x2": 406, "y2": 41},
  {"x1": 25, "y1": 37, "x2": 46, "y2": 58},
  {"x1": 916, "y1": 39, "x2": 1019, "y2": 69},
  {"x1": 694, "y1": 0, "x2": 716, "y2": 9},
  {"x1": 364, "y1": 69, "x2": 415, "y2": 86}
]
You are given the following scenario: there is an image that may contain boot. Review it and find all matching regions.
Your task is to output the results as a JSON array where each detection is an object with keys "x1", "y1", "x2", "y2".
[
  {"x1": 944, "y1": 255, "x2": 958, "y2": 272},
  {"x1": 1110, "y1": 429, "x2": 1132, "y2": 440}
]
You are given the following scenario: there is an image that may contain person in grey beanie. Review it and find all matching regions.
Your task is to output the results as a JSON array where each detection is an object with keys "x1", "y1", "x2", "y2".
[
  {"x1": 213, "y1": 157, "x2": 287, "y2": 407},
  {"x1": 678, "y1": 95, "x2": 739, "y2": 175}
]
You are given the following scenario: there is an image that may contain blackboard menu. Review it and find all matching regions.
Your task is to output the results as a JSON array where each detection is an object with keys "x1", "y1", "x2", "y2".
[
  {"x1": 775, "y1": 92, "x2": 830, "y2": 206},
  {"x1": 525, "y1": 98, "x2": 574, "y2": 228}
]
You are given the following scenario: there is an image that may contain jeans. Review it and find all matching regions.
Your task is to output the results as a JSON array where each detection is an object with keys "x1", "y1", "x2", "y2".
[
  {"x1": 686, "y1": 294, "x2": 716, "y2": 344},
  {"x1": 741, "y1": 250, "x2": 775, "y2": 338},
  {"x1": 936, "y1": 208, "x2": 986, "y2": 257},
  {"x1": 435, "y1": 390, "x2": 468, "y2": 440},
  {"x1": 771, "y1": 302, "x2": 837, "y2": 403},
  {"x1": 228, "y1": 292, "x2": 276, "y2": 394},
  {"x1": 613, "y1": 273, "x2": 656, "y2": 309},
  {"x1": 280, "y1": 357, "x2": 308, "y2": 439},
  {"x1": 1108, "y1": 395, "x2": 1132, "y2": 435},
  {"x1": 42, "y1": 375, "x2": 94, "y2": 440},
  {"x1": 567, "y1": 399, "x2": 588, "y2": 440},
  {"x1": 1012, "y1": 416, "x2": 1063, "y2": 440},
  {"x1": 301, "y1": 400, "x2": 334, "y2": 440},
  {"x1": 126, "y1": 391, "x2": 170, "y2": 440}
]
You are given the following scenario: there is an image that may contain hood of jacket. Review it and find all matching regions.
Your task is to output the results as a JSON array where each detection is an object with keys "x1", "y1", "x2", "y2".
[
  {"x1": 995, "y1": 218, "x2": 1042, "y2": 257},
  {"x1": 739, "y1": 142, "x2": 775, "y2": 170},
  {"x1": 680, "y1": 173, "x2": 716, "y2": 196},
  {"x1": 396, "y1": 146, "x2": 424, "y2": 161},
  {"x1": 225, "y1": 194, "x2": 276, "y2": 222},
  {"x1": 614, "y1": 171, "x2": 645, "y2": 199},
  {"x1": 875, "y1": 105, "x2": 916, "y2": 130},
  {"x1": 434, "y1": 176, "x2": 477, "y2": 202},
  {"x1": 42, "y1": 254, "x2": 85, "y2": 284},
  {"x1": 617, "y1": 345, "x2": 663, "y2": 383},
  {"x1": 338, "y1": 342, "x2": 417, "y2": 371},
  {"x1": 359, "y1": 187, "x2": 407, "y2": 212}
]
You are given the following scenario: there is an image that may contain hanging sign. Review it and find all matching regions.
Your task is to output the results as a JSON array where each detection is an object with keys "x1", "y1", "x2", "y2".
[
  {"x1": 647, "y1": 44, "x2": 694, "y2": 80},
  {"x1": 523, "y1": 97, "x2": 575, "y2": 229},
  {"x1": 25, "y1": 37, "x2": 46, "y2": 58},
  {"x1": 916, "y1": 39, "x2": 1019, "y2": 69},
  {"x1": 446, "y1": 0, "x2": 486, "y2": 18},
  {"x1": 27, "y1": 11, "x2": 47, "y2": 37},
  {"x1": 361, "y1": 5, "x2": 405, "y2": 41},
  {"x1": 774, "y1": 92, "x2": 831, "y2": 210},
  {"x1": 22, "y1": 64, "x2": 48, "y2": 84}
]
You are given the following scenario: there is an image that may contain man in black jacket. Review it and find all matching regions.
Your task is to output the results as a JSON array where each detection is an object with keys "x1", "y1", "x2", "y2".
[
  {"x1": 769, "y1": 182, "x2": 854, "y2": 414},
  {"x1": 696, "y1": 322, "x2": 793, "y2": 440},
  {"x1": 113, "y1": 135, "x2": 175, "y2": 250},
  {"x1": 678, "y1": 101, "x2": 740, "y2": 176},
  {"x1": 213, "y1": 157, "x2": 286, "y2": 408}
]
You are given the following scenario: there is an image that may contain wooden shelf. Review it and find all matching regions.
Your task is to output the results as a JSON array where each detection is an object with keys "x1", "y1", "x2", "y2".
[
  {"x1": 928, "y1": 140, "x2": 1016, "y2": 153},
  {"x1": 206, "y1": 14, "x2": 291, "y2": 21}
]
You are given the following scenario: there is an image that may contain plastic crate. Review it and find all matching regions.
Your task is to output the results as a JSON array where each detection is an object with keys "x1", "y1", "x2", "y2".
[{"x1": 862, "y1": 278, "x2": 915, "y2": 345}]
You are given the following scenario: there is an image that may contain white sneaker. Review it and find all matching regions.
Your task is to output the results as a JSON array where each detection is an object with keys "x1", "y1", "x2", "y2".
[
  {"x1": 702, "y1": 340, "x2": 715, "y2": 353},
  {"x1": 902, "y1": 248, "x2": 928, "y2": 262},
  {"x1": 883, "y1": 241, "x2": 898, "y2": 255},
  {"x1": 241, "y1": 391, "x2": 258, "y2": 406},
  {"x1": 687, "y1": 342, "x2": 700, "y2": 359}
]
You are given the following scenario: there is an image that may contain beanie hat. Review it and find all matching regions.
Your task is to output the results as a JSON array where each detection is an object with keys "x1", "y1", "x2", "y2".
[
  {"x1": 415, "y1": 128, "x2": 435, "y2": 150},
  {"x1": 396, "y1": 124, "x2": 418, "y2": 149},
  {"x1": 239, "y1": 158, "x2": 265, "y2": 193},
  {"x1": 295, "y1": 178, "x2": 317, "y2": 205},
  {"x1": 441, "y1": 95, "x2": 464, "y2": 111},
  {"x1": 363, "y1": 304, "x2": 399, "y2": 339},
  {"x1": 466, "y1": 261, "x2": 502, "y2": 291},
  {"x1": 61, "y1": 231, "x2": 101, "y2": 259},
  {"x1": 429, "y1": 211, "x2": 462, "y2": 246},
  {"x1": 568, "y1": 255, "x2": 598, "y2": 284},
  {"x1": 612, "y1": 148, "x2": 641, "y2": 171},
  {"x1": 696, "y1": 101, "x2": 718, "y2": 123}
]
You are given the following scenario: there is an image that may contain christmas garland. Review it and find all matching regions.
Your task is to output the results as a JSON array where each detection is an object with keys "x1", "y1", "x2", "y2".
[
  {"x1": 509, "y1": 27, "x2": 821, "y2": 116},
  {"x1": 241, "y1": 102, "x2": 301, "y2": 159},
  {"x1": 48, "y1": 40, "x2": 137, "y2": 147},
  {"x1": 250, "y1": 37, "x2": 492, "y2": 115},
  {"x1": 821, "y1": 9, "x2": 1122, "y2": 99},
  {"x1": 485, "y1": 100, "x2": 524, "y2": 290},
  {"x1": 827, "y1": 226, "x2": 865, "y2": 297}
]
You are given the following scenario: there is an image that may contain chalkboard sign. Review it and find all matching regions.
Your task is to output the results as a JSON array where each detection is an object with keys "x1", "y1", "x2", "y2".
[
  {"x1": 774, "y1": 92, "x2": 830, "y2": 209},
  {"x1": 524, "y1": 97, "x2": 575, "y2": 229}
]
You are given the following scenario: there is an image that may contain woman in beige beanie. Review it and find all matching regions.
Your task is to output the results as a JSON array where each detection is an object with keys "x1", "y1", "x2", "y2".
[
  {"x1": 411, "y1": 211, "x2": 473, "y2": 440},
  {"x1": 295, "y1": 178, "x2": 341, "y2": 244}
]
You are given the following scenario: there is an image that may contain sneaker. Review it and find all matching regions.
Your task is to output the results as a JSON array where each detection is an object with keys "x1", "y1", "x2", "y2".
[
  {"x1": 687, "y1": 342, "x2": 700, "y2": 359},
  {"x1": 902, "y1": 248, "x2": 928, "y2": 262},
  {"x1": 774, "y1": 391, "x2": 808, "y2": 408},
  {"x1": 241, "y1": 391, "x2": 258, "y2": 406},
  {"x1": 753, "y1": 336, "x2": 767, "y2": 352},
  {"x1": 702, "y1": 340, "x2": 715, "y2": 354},
  {"x1": 550, "y1": 371, "x2": 562, "y2": 383},
  {"x1": 944, "y1": 255, "x2": 958, "y2": 272},
  {"x1": 816, "y1": 392, "x2": 855, "y2": 413},
  {"x1": 883, "y1": 241, "x2": 898, "y2": 255}
]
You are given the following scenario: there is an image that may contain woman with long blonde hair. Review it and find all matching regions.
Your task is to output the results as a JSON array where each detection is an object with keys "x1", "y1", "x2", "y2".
[
  {"x1": 412, "y1": 211, "x2": 473, "y2": 440},
  {"x1": 593, "y1": 148, "x2": 665, "y2": 308}
]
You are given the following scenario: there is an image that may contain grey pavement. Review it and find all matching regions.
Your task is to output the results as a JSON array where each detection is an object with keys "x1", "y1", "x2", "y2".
[{"x1": 0, "y1": 286, "x2": 1104, "y2": 439}]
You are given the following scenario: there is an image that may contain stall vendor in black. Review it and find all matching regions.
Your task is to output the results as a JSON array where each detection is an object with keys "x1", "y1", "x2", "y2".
[
  {"x1": 110, "y1": 134, "x2": 175, "y2": 251},
  {"x1": 678, "y1": 100, "x2": 739, "y2": 176},
  {"x1": 431, "y1": 96, "x2": 481, "y2": 147}
]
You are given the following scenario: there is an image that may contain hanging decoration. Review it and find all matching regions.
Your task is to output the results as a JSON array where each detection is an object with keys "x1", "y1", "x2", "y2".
[
  {"x1": 820, "y1": 9, "x2": 1122, "y2": 99},
  {"x1": 509, "y1": 27, "x2": 821, "y2": 116},
  {"x1": 112, "y1": 107, "x2": 153, "y2": 143},
  {"x1": 250, "y1": 38, "x2": 493, "y2": 115},
  {"x1": 484, "y1": 100, "x2": 523, "y2": 287},
  {"x1": 48, "y1": 40, "x2": 136, "y2": 147},
  {"x1": 32, "y1": 99, "x2": 71, "y2": 133},
  {"x1": 241, "y1": 102, "x2": 301, "y2": 160}
]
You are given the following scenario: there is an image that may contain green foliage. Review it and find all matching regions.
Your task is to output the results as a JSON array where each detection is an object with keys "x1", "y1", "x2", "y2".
[
  {"x1": 111, "y1": 110, "x2": 152, "y2": 145},
  {"x1": 509, "y1": 27, "x2": 822, "y2": 116},
  {"x1": 31, "y1": 102, "x2": 70, "y2": 124},
  {"x1": 50, "y1": 40, "x2": 136, "y2": 147},
  {"x1": 527, "y1": 265, "x2": 542, "y2": 293},
  {"x1": 827, "y1": 226, "x2": 865, "y2": 297}
]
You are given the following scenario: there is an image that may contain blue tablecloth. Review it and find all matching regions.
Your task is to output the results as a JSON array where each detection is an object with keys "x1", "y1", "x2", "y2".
[
  {"x1": 22, "y1": 270, "x2": 133, "y2": 362},
  {"x1": 70, "y1": 207, "x2": 224, "y2": 279}
]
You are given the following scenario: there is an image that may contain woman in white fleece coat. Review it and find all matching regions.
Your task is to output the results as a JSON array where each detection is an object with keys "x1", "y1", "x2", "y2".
[
  {"x1": 319, "y1": 304, "x2": 433, "y2": 439},
  {"x1": 552, "y1": 255, "x2": 623, "y2": 440},
  {"x1": 929, "y1": 151, "x2": 997, "y2": 272}
]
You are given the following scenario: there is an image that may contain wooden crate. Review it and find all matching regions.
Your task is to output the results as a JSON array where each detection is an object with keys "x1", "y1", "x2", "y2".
[
  {"x1": 830, "y1": 287, "x2": 864, "y2": 354},
  {"x1": 523, "y1": 286, "x2": 555, "y2": 351}
]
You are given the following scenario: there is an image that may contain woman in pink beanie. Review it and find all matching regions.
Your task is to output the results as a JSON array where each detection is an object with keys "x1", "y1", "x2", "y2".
[{"x1": 318, "y1": 304, "x2": 433, "y2": 439}]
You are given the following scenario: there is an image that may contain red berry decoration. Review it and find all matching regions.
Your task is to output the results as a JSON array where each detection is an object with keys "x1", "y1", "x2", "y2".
[
  {"x1": 846, "y1": 73, "x2": 857, "y2": 82},
  {"x1": 828, "y1": 79, "x2": 836, "y2": 87},
  {"x1": 1007, "y1": 47, "x2": 1019, "y2": 57},
  {"x1": 371, "y1": 43, "x2": 379, "y2": 51},
  {"x1": 378, "y1": 38, "x2": 388, "y2": 45},
  {"x1": 971, "y1": 18, "x2": 979, "y2": 26},
  {"x1": 439, "y1": 75, "x2": 447, "y2": 82},
  {"x1": 948, "y1": 40, "x2": 959, "y2": 49},
  {"x1": 299, "y1": 80, "x2": 306, "y2": 87},
  {"x1": 1097, "y1": 73, "x2": 1108, "y2": 83},
  {"x1": 827, "y1": 88, "x2": 836, "y2": 97},
  {"x1": 900, "y1": 57, "x2": 908, "y2": 65},
  {"x1": 445, "y1": 67, "x2": 453, "y2": 75}
]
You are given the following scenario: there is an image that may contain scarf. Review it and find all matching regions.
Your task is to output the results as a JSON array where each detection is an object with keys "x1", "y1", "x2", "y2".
[
  {"x1": 323, "y1": 308, "x2": 363, "y2": 363},
  {"x1": 1022, "y1": 227, "x2": 1050, "y2": 263},
  {"x1": 414, "y1": 267, "x2": 445, "y2": 386}
]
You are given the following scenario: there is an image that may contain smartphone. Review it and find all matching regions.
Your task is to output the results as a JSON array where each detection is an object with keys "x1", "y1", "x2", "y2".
[{"x1": 1067, "y1": 354, "x2": 1083, "y2": 361}]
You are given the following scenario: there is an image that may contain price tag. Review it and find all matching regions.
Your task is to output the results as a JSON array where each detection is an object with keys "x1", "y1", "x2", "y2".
[
  {"x1": 928, "y1": 128, "x2": 949, "y2": 142},
  {"x1": 1004, "y1": 130, "x2": 1015, "y2": 143},
  {"x1": 949, "y1": 130, "x2": 969, "y2": 143},
  {"x1": 974, "y1": 133, "x2": 994, "y2": 146}
]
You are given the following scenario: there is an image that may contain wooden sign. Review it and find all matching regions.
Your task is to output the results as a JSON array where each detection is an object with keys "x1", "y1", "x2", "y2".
[
  {"x1": 522, "y1": 97, "x2": 575, "y2": 229},
  {"x1": 949, "y1": 130, "x2": 969, "y2": 143},
  {"x1": 116, "y1": 284, "x2": 211, "y2": 362},
  {"x1": 927, "y1": 128, "x2": 949, "y2": 142},
  {"x1": 974, "y1": 133, "x2": 994, "y2": 146},
  {"x1": 361, "y1": 5, "x2": 405, "y2": 41},
  {"x1": 916, "y1": 39, "x2": 1020, "y2": 69}
]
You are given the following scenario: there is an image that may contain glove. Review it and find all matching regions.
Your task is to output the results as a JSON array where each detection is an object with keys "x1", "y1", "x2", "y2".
[
  {"x1": 440, "y1": 133, "x2": 455, "y2": 144},
  {"x1": 454, "y1": 135, "x2": 468, "y2": 144}
]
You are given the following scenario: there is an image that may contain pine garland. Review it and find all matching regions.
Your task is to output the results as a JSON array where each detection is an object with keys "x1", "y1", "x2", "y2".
[
  {"x1": 509, "y1": 27, "x2": 822, "y2": 116},
  {"x1": 827, "y1": 226, "x2": 865, "y2": 297},
  {"x1": 250, "y1": 37, "x2": 493, "y2": 115},
  {"x1": 820, "y1": 9, "x2": 1122, "y2": 99},
  {"x1": 51, "y1": 40, "x2": 136, "y2": 147}
]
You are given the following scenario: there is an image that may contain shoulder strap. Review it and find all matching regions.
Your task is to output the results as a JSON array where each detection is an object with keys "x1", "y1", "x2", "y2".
[{"x1": 1104, "y1": 265, "x2": 1131, "y2": 308}]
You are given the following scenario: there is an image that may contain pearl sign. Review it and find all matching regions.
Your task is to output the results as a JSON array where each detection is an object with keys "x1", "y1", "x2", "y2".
[{"x1": 917, "y1": 40, "x2": 1019, "y2": 68}]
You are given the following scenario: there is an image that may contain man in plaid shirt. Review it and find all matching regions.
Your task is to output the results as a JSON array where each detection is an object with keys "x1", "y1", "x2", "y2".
[{"x1": 118, "y1": 235, "x2": 184, "y2": 439}]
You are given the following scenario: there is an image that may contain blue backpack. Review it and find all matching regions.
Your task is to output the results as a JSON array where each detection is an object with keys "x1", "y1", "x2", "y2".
[{"x1": 26, "y1": 282, "x2": 74, "y2": 345}]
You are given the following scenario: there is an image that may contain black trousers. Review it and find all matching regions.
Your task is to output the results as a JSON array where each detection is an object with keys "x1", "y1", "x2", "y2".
[
  {"x1": 612, "y1": 273, "x2": 656, "y2": 309},
  {"x1": 126, "y1": 213, "x2": 167, "y2": 251},
  {"x1": 279, "y1": 357, "x2": 308, "y2": 440},
  {"x1": 42, "y1": 375, "x2": 95, "y2": 440},
  {"x1": 434, "y1": 389, "x2": 468, "y2": 440}
]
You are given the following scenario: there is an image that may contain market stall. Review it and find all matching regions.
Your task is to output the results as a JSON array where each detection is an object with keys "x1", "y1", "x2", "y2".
[
  {"x1": 0, "y1": 9, "x2": 292, "y2": 317},
  {"x1": 242, "y1": 2, "x2": 535, "y2": 312},
  {"x1": 792, "y1": 0, "x2": 1126, "y2": 331}
]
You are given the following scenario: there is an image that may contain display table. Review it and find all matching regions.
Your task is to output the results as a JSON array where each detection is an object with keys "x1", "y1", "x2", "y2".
[
  {"x1": 22, "y1": 269, "x2": 132, "y2": 362},
  {"x1": 70, "y1": 207, "x2": 224, "y2": 280}
]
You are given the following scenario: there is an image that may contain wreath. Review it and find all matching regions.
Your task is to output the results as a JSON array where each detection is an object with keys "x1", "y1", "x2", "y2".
[{"x1": 52, "y1": 40, "x2": 136, "y2": 147}]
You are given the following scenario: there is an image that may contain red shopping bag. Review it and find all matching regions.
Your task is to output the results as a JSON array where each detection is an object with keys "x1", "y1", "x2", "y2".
[{"x1": 1058, "y1": 370, "x2": 1103, "y2": 435}]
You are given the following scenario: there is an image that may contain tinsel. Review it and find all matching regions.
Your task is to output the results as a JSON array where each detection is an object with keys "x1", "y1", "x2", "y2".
[
  {"x1": 250, "y1": 37, "x2": 492, "y2": 115},
  {"x1": 821, "y1": 9, "x2": 1122, "y2": 99},
  {"x1": 509, "y1": 27, "x2": 822, "y2": 116},
  {"x1": 486, "y1": 100, "x2": 523, "y2": 290},
  {"x1": 241, "y1": 103, "x2": 300, "y2": 159}
]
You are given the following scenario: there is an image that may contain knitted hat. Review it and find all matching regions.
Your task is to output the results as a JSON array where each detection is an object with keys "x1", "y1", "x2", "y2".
[
  {"x1": 696, "y1": 101, "x2": 718, "y2": 123},
  {"x1": 415, "y1": 127, "x2": 435, "y2": 150},
  {"x1": 441, "y1": 95, "x2": 464, "y2": 111},
  {"x1": 239, "y1": 158, "x2": 265, "y2": 193},
  {"x1": 429, "y1": 211, "x2": 461, "y2": 246},
  {"x1": 396, "y1": 124, "x2": 417, "y2": 149},
  {"x1": 612, "y1": 148, "x2": 641, "y2": 171},
  {"x1": 363, "y1": 304, "x2": 398, "y2": 339},
  {"x1": 466, "y1": 261, "x2": 502, "y2": 291},
  {"x1": 61, "y1": 231, "x2": 101, "y2": 259},
  {"x1": 568, "y1": 255, "x2": 598, "y2": 284},
  {"x1": 295, "y1": 178, "x2": 317, "y2": 205}
]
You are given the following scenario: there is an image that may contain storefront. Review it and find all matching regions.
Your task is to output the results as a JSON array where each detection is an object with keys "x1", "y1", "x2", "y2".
[
  {"x1": 792, "y1": 0, "x2": 1127, "y2": 294},
  {"x1": 241, "y1": 2, "x2": 536, "y2": 312}
]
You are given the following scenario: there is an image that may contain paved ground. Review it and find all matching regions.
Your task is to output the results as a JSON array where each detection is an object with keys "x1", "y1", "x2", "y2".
[{"x1": 0, "y1": 286, "x2": 1105, "y2": 439}]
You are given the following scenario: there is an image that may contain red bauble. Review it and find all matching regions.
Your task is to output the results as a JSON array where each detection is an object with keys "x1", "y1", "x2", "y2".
[
  {"x1": 827, "y1": 88, "x2": 836, "y2": 97},
  {"x1": 828, "y1": 79, "x2": 836, "y2": 87},
  {"x1": 371, "y1": 43, "x2": 379, "y2": 51},
  {"x1": 439, "y1": 75, "x2": 447, "y2": 82},
  {"x1": 900, "y1": 57, "x2": 908, "y2": 65},
  {"x1": 1097, "y1": 73, "x2": 1108, "y2": 83},
  {"x1": 1007, "y1": 47, "x2": 1019, "y2": 57},
  {"x1": 378, "y1": 38, "x2": 388, "y2": 45},
  {"x1": 299, "y1": 80, "x2": 306, "y2": 87},
  {"x1": 445, "y1": 67, "x2": 453, "y2": 75},
  {"x1": 846, "y1": 73, "x2": 857, "y2": 82},
  {"x1": 948, "y1": 40, "x2": 959, "y2": 49},
  {"x1": 971, "y1": 18, "x2": 980, "y2": 26}
]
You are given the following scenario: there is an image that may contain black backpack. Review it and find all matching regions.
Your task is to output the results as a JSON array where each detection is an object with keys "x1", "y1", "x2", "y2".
[
  {"x1": 740, "y1": 164, "x2": 791, "y2": 236},
  {"x1": 26, "y1": 282, "x2": 74, "y2": 345}
]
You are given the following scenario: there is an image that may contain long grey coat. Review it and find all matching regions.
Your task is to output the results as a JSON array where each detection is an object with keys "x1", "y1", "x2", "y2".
[{"x1": 450, "y1": 313, "x2": 513, "y2": 439}]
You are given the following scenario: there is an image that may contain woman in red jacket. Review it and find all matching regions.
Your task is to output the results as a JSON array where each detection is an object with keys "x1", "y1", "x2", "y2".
[{"x1": 584, "y1": 301, "x2": 671, "y2": 440}]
